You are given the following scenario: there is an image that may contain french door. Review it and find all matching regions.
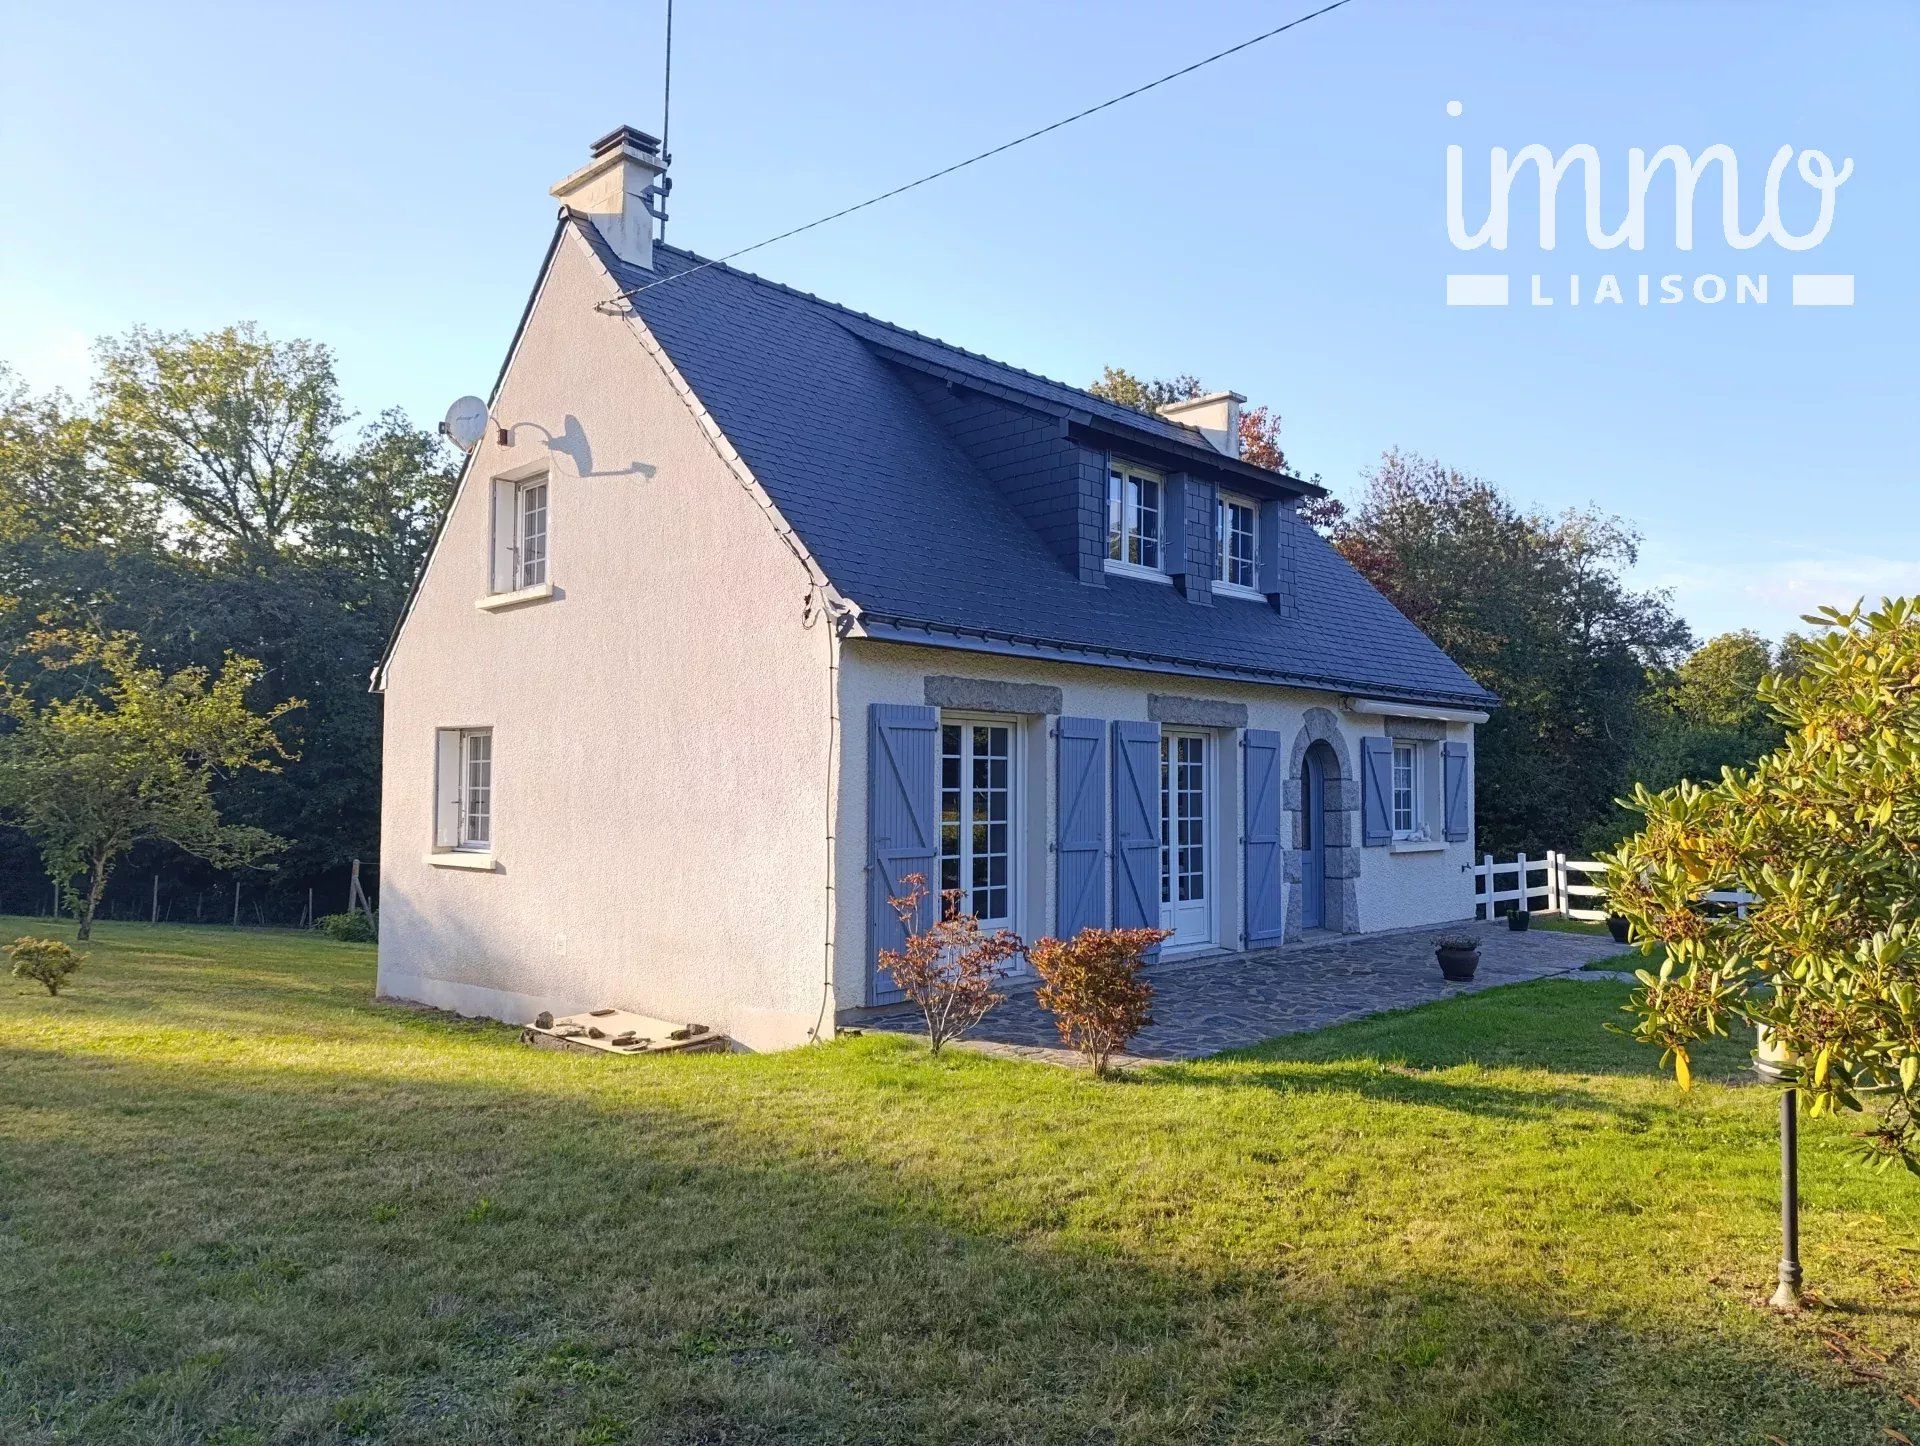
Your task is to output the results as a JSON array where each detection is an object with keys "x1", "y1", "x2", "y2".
[
  {"x1": 938, "y1": 717, "x2": 1018, "y2": 933},
  {"x1": 1159, "y1": 729, "x2": 1214, "y2": 951}
]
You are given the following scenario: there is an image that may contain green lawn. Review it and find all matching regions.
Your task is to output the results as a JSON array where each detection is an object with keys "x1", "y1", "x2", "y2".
[{"x1": 4, "y1": 919, "x2": 1919, "y2": 1444}]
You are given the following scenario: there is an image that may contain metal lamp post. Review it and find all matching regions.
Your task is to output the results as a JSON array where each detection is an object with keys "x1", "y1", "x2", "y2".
[{"x1": 1754, "y1": 1026, "x2": 1803, "y2": 1310}]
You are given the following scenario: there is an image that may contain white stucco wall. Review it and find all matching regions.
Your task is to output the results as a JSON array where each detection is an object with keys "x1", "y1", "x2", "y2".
[
  {"x1": 377, "y1": 229, "x2": 835, "y2": 1051},
  {"x1": 831, "y1": 639, "x2": 1478, "y2": 1010}
]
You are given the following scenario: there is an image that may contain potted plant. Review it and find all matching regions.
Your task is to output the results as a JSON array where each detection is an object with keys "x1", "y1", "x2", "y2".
[
  {"x1": 1434, "y1": 932, "x2": 1481, "y2": 981},
  {"x1": 1508, "y1": 909, "x2": 1531, "y2": 932},
  {"x1": 1606, "y1": 913, "x2": 1632, "y2": 944}
]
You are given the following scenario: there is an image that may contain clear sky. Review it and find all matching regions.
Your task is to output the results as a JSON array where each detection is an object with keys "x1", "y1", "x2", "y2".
[{"x1": 4, "y1": 0, "x2": 1915, "y2": 642}]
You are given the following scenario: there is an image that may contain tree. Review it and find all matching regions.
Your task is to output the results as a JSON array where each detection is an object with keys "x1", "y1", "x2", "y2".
[
  {"x1": 1327, "y1": 450, "x2": 1691, "y2": 855},
  {"x1": 876, "y1": 874, "x2": 1023, "y2": 1054},
  {"x1": 1030, "y1": 927, "x2": 1166, "y2": 1076},
  {"x1": 92, "y1": 324, "x2": 346, "y2": 558},
  {"x1": 1608, "y1": 598, "x2": 1920, "y2": 1172},
  {"x1": 0, "y1": 629, "x2": 299, "y2": 938}
]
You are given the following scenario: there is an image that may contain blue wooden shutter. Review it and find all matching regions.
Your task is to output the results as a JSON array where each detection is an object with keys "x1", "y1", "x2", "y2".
[
  {"x1": 1055, "y1": 717, "x2": 1108, "y2": 939},
  {"x1": 1360, "y1": 735, "x2": 1393, "y2": 847},
  {"x1": 1242, "y1": 728, "x2": 1286, "y2": 943},
  {"x1": 1443, "y1": 741, "x2": 1470, "y2": 842},
  {"x1": 1110, "y1": 721, "x2": 1161, "y2": 930},
  {"x1": 868, "y1": 703, "x2": 939, "y2": 1004}
]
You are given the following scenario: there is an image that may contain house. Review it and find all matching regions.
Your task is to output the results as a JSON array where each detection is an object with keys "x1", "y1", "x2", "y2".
[{"x1": 374, "y1": 127, "x2": 1498, "y2": 1051}]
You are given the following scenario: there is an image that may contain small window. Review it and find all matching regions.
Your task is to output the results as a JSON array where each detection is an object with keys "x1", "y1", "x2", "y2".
[
  {"x1": 489, "y1": 472, "x2": 551, "y2": 595},
  {"x1": 1216, "y1": 493, "x2": 1259, "y2": 594},
  {"x1": 1106, "y1": 462, "x2": 1163, "y2": 575},
  {"x1": 1392, "y1": 741, "x2": 1421, "y2": 840},
  {"x1": 435, "y1": 727, "x2": 494, "y2": 852},
  {"x1": 514, "y1": 480, "x2": 548, "y2": 589}
]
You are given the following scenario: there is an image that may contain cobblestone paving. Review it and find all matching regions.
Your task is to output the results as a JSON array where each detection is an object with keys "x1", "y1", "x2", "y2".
[{"x1": 861, "y1": 920, "x2": 1629, "y2": 1067}]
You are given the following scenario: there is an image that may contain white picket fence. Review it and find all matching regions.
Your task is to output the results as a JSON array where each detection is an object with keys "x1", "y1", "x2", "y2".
[{"x1": 1472, "y1": 851, "x2": 1754, "y2": 922}]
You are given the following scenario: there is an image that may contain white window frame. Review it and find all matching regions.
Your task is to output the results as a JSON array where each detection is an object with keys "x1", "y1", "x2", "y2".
[
  {"x1": 455, "y1": 728, "x2": 493, "y2": 850},
  {"x1": 1391, "y1": 740, "x2": 1426, "y2": 842},
  {"x1": 484, "y1": 465, "x2": 556, "y2": 604},
  {"x1": 1215, "y1": 492, "x2": 1262, "y2": 599},
  {"x1": 512, "y1": 478, "x2": 548, "y2": 589},
  {"x1": 432, "y1": 726, "x2": 495, "y2": 857},
  {"x1": 936, "y1": 712, "x2": 1023, "y2": 932},
  {"x1": 1105, "y1": 460, "x2": 1167, "y2": 580}
]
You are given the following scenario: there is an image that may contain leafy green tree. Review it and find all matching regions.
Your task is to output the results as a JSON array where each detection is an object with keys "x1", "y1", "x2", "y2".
[
  {"x1": 1608, "y1": 599, "x2": 1920, "y2": 1172},
  {"x1": 0, "y1": 630, "x2": 299, "y2": 938},
  {"x1": 92, "y1": 324, "x2": 346, "y2": 557},
  {"x1": 1328, "y1": 449, "x2": 1691, "y2": 855}
]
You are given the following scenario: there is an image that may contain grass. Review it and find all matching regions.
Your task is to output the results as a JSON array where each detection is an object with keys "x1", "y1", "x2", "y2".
[{"x1": 4, "y1": 920, "x2": 1920, "y2": 1444}]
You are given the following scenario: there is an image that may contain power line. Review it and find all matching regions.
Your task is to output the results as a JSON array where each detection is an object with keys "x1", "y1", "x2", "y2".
[{"x1": 612, "y1": 0, "x2": 1358, "y2": 301}]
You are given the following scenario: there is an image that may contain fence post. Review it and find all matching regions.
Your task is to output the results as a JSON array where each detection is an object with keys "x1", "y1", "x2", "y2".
[
  {"x1": 1516, "y1": 851, "x2": 1529, "y2": 915},
  {"x1": 150, "y1": 874, "x2": 160, "y2": 925},
  {"x1": 232, "y1": 879, "x2": 241, "y2": 928},
  {"x1": 1481, "y1": 852, "x2": 1494, "y2": 920}
]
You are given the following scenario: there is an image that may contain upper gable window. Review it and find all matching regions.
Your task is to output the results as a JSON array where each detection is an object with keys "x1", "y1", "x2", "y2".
[
  {"x1": 1216, "y1": 493, "x2": 1260, "y2": 598},
  {"x1": 482, "y1": 470, "x2": 556, "y2": 607},
  {"x1": 1106, "y1": 461, "x2": 1163, "y2": 577},
  {"x1": 512, "y1": 479, "x2": 548, "y2": 589}
]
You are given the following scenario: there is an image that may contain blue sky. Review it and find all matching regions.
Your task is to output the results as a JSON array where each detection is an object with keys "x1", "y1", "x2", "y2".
[{"x1": 4, "y1": 0, "x2": 1914, "y2": 642}]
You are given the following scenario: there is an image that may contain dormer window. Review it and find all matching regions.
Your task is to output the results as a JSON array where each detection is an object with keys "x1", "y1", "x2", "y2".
[
  {"x1": 1106, "y1": 461, "x2": 1163, "y2": 577},
  {"x1": 1216, "y1": 492, "x2": 1260, "y2": 598}
]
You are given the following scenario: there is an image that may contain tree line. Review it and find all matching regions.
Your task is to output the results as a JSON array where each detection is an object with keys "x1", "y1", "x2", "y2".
[{"x1": 0, "y1": 326, "x2": 456, "y2": 924}]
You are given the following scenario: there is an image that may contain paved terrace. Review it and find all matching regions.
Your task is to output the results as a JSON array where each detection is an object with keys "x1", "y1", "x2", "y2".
[{"x1": 861, "y1": 919, "x2": 1630, "y2": 1067}]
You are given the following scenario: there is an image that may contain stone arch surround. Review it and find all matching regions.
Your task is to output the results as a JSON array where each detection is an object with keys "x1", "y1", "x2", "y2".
[{"x1": 1284, "y1": 707, "x2": 1360, "y2": 938}]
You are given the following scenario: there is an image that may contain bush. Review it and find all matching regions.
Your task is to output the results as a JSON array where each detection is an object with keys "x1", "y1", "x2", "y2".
[
  {"x1": 316, "y1": 911, "x2": 376, "y2": 943},
  {"x1": 877, "y1": 875, "x2": 1023, "y2": 1054},
  {"x1": 8, "y1": 936, "x2": 85, "y2": 996},
  {"x1": 1029, "y1": 926, "x2": 1167, "y2": 1075},
  {"x1": 1608, "y1": 598, "x2": 1920, "y2": 1170}
]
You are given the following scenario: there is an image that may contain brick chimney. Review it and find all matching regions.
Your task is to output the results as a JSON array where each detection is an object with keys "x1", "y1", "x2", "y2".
[
  {"x1": 551, "y1": 126, "x2": 668, "y2": 271},
  {"x1": 1157, "y1": 391, "x2": 1245, "y2": 460}
]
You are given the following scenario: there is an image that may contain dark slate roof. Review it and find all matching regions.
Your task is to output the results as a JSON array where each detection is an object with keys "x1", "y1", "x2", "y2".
[{"x1": 594, "y1": 226, "x2": 1496, "y2": 709}]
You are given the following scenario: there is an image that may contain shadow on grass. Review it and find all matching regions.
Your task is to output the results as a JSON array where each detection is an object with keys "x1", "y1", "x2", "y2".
[{"x1": 2, "y1": 1034, "x2": 1914, "y2": 1446}]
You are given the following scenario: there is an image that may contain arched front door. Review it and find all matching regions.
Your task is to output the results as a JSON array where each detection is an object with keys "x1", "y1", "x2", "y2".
[{"x1": 1300, "y1": 746, "x2": 1328, "y2": 930}]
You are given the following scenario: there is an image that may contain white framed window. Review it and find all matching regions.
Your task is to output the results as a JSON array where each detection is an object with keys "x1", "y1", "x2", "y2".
[
  {"x1": 513, "y1": 479, "x2": 547, "y2": 589},
  {"x1": 1216, "y1": 493, "x2": 1260, "y2": 597},
  {"x1": 1106, "y1": 461, "x2": 1164, "y2": 577},
  {"x1": 434, "y1": 727, "x2": 494, "y2": 853},
  {"x1": 938, "y1": 715, "x2": 1020, "y2": 929},
  {"x1": 487, "y1": 469, "x2": 553, "y2": 598},
  {"x1": 1392, "y1": 741, "x2": 1422, "y2": 840}
]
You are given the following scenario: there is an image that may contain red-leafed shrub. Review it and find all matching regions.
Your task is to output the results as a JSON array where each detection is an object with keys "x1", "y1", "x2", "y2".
[
  {"x1": 1029, "y1": 927, "x2": 1167, "y2": 1075},
  {"x1": 877, "y1": 874, "x2": 1024, "y2": 1055}
]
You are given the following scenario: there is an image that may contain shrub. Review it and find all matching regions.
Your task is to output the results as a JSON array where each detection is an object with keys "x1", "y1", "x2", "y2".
[
  {"x1": 1029, "y1": 926, "x2": 1167, "y2": 1075},
  {"x1": 876, "y1": 875, "x2": 1024, "y2": 1054},
  {"x1": 317, "y1": 911, "x2": 376, "y2": 944},
  {"x1": 8, "y1": 936, "x2": 85, "y2": 996},
  {"x1": 1608, "y1": 598, "x2": 1920, "y2": 1170}
]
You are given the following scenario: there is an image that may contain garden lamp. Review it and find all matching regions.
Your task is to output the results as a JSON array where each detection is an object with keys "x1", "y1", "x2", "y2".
[{"x1": 1753, "y1": 1026, "x2": 1803, "y2": 1310}]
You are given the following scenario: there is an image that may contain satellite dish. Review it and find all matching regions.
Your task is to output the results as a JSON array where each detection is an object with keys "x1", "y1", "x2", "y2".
[{"x1": 441, "y1": 395, "x2": 490, "y2": 454}]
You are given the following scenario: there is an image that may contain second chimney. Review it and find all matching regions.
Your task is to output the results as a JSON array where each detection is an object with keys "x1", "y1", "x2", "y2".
[
  {"x1": 1157, "y1": 391, "x2": 1245, "y2": 460},
  {"x1": 551, "y1": 126, "x2": 668, "y2": 271}
]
